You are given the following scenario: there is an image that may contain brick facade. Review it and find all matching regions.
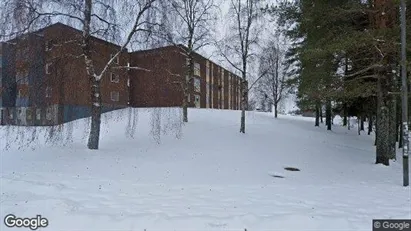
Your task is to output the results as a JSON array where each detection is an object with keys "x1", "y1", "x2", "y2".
[
  {"x1": 0, "y1": 23, "x2": 129, "y2": 125},
  {"x1": 0, "y1": 23, "x2": 242, "y2": 126},
  {"x1": 128, "y1": 45, "x2": 242, "y2": 110}
]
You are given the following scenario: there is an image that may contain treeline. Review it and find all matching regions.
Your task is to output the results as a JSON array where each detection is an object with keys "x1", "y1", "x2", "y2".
[{"x1": 267, "y1": 0, "x2": 411, "y2": 165}]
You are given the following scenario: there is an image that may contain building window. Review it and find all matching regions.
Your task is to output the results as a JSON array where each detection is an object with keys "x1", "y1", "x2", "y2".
[
  {"x1": 36, "y1": 109, "x2": 41, "y2": 120},
  {"x1": 110, "y1": 73, "x2": 120, "y2": 83},
  {"x1": 17, "y1": 89, "x2": 23, "y2": 98},
  {"x1": 194, "y1": 77, "x2": 201, "y2": 92},
  {"x1": 16, "y1": 70, "x2": 29, "y2": 85},
  {"x1": 26, "y1": 109, "x2": 32, "y2": 120},
  {"x1": 194, "y1": 63, "x2": 201, "y2": 76},
  {"x1": 46, "y1": 108, "x2": 52, "y2": 120},
  {"x1": 46, "y1": 63, "x2": 51, "y2": 74},
  {"x1": 194, "y1": 95, "x2": 200, "y2": 108},
  {"x1": 45, "y1": 87, "x2": 52, "y2": 98},
  {"x1": 18, "y1": 109, "x2": 24, "y2": 122},
  {"x1": 111, "y1": 54, "x2": 120, "y2": 64},
  {"x1": 22, "y1": 77, "x2": 28, "y2": 85},
  {"x1": 111, "y1": 91, "x2": 120, "y2": 102},
  {"x1": 46, "y1": 40, "x2": 54, "y2": 51}
]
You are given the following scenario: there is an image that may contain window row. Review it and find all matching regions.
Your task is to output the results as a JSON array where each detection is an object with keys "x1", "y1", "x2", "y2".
[
  {"x1": 14, "y1": 88, "x2": 119, "y2": 102},
  {"x1": 8, "y1": 107, "x2": 53, "y2": 121},
  {"x1": 187, "y1": 94, "x2": 201, "y2": 108},
  {"x1": 16, "y1": 69, "x2": 29, "y2": 85},
  {"x1": 186, "y1": 59, "x2": 201, "y2": 77},
  {"x1": 16, "y1": 87, "x2": 52, "y2": 98},
  {"x1": 45, "y1": 63, "x2": 120, "y2": 84},
  {"x1": 45, "y1": 40, "x2": 121, "y2": 65}
]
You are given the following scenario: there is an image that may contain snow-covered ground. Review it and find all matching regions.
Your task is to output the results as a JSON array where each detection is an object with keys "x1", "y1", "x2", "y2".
[{"x1": 1, "y1": 108, "x2": 410, "y2": 230}]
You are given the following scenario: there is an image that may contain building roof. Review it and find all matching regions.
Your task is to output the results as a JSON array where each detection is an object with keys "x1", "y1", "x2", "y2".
[
  {"x1": 4, "y1": 22, "x2": 123, "y2": 49},
  {"x1": 131, "y1": 44, "x2": 242, "y2": 79}
]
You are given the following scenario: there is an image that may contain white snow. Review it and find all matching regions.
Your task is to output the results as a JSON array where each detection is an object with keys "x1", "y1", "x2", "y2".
[{"x1": 1, "y1": 108, "x2": 410, "y2": 230}]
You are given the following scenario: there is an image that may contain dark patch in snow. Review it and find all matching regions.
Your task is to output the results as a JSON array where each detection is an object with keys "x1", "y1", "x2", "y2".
[
  {"x1": 284, "y1": 167, "x2": 300, "y2": 172},
  {"x1": 208, "y1": 222, "x2": 227, "y2": 228},
  {"x1": 270, "y1": 174, "x2": 285, "y2": 178}
]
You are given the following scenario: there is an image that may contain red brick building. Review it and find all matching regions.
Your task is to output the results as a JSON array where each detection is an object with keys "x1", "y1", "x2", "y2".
[
  {"x1": 129, "y1": 45, "x2": 243, "y2": 110},
  {"x1": 0, "y1": 23, "x2": 129, "y2": 125},
  {"x1": 0, "y1": 24, "x2": 242, "y2": 126}
]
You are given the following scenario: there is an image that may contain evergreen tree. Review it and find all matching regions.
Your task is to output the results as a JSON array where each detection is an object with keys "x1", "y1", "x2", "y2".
[{"x1": 271, "y1": 0, "x2": 407, "y2": 165}]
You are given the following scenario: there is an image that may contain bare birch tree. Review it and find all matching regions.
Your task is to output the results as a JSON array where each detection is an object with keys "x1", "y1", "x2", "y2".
[
  {"x1": 0, "y1": 0, "x2": 158, "y2": 150},
  {"x1": 81, "y1": 0, "x2": 157, "y2": 149},
  {"x1": 158, "y1": 0, "x2": 216, "y2": 122},
  {"x1": 219, "y1": 0, "x2": 261, "y2": 133},
  {"x1": 257, "y1": 40, "x2": 286, "y2": 118}
]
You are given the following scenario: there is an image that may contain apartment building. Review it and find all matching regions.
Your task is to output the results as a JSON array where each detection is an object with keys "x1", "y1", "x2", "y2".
[
  {"x1": 0, "y1": 23, "x2": 243, "y2": 126},
  {"x1": 0, "y1": 23, "x2": 129, "y2": 125},
  {"x1": 129, "y1": 45, "x2": 243, "y2": 110}
]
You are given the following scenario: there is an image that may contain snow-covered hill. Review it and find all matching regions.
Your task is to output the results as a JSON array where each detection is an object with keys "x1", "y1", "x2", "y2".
[{"x1": 1, "y1": 108, "x2": 410, "y2": 230}]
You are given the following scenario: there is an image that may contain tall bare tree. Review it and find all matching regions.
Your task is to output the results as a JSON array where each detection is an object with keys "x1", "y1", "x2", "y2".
[
  {"x1": 0, "y1": 0, "x2": 158, "y2": 150},
  {"x1": 257, "y1": 40, "x2": 286, "y2": 118},
  {"x1": 159, "y1": 0, "x2": 216, "y2": 122},
  {"x1": 81, "y1": 0, "x2": 157, "y2": 149},
  {"x1": 219, "y1": 0, "x2": 261, "y2": 133}
]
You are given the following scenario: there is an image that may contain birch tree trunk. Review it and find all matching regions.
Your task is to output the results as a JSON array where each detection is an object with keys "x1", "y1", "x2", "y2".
[
  {"x1": 182, "y1": 92, "x2": 188, "y2": 122},
  {"x1": 183, "y1": 52, "x2": 193, "y2": 123},
  {"x1": 88, "y1": 78, "x2": 102, "y2": 149},
  {"x1": 82, "y1": 0, "x2": 102, "y2": 150},
  {"x1": 240, "y1": 79, "x2": 247, "y2": 133}
]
